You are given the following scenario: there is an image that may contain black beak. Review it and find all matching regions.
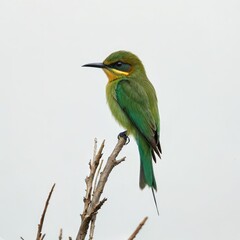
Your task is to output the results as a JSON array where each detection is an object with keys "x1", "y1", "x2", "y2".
[{"x1": 82, "y1": 62, "x2": 106, "y2": 68}]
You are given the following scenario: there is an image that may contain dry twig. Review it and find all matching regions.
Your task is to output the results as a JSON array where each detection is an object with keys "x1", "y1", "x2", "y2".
[
  {"x1": 76, "y1": 137, "x2": 126, "y2": 240},
  {"x1": 27, "y1": 137, "x2": 150, "y2": 239},
  {"x1": 36, "y1": 183, "x2": 56, "y2": 240},
  {"x1": 128, "y1": 217, "x2": 148, "y2": 240},
  {"x1": 58, "y1": 228, "x2": 63, "y2": 240}
]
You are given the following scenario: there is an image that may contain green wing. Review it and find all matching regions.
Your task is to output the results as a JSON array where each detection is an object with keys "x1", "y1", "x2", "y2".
[{"x1": 115, "y1": 79, "x2": 161, "y2": 158}]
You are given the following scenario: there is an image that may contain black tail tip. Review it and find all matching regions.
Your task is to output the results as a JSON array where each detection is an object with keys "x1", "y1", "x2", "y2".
[{"x1": 151, "y1": 188, "x2": 160, "y2": 215}]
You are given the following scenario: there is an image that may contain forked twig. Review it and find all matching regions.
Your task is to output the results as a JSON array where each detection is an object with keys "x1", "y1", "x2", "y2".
[{"x1": 76, "y1": 137, "x2": 126, "y2": 240}]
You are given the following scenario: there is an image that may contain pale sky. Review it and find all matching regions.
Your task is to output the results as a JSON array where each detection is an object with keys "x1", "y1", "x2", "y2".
[{"x1": 0, "y1": 0, "x2": 240, "y2": 239}]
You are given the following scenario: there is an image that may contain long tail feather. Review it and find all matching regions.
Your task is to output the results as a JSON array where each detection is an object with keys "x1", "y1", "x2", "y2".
[
  {"x1": 151, "y1": 187, "x2": 159, "y2": 215},
  {"x1": 137, "y1": 136, "x2": 157, "y2": 189}
]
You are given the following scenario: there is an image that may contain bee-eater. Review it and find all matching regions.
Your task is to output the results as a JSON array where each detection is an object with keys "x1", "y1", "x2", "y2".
[{"x1": 83, "y1": 51, "x2": 161, "y2": 213}]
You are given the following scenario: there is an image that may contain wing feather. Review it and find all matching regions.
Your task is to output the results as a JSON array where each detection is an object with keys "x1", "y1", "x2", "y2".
[{"x1": 116, "y1": 79, "x2": 161, "y2": 158}]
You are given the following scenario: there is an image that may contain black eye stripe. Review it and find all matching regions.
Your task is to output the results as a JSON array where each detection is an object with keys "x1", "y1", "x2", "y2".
[
  {"x1": 110, "y1": 61, "x2": 123, "y2": 68},
  {"x1": 108, "y1": 61, "x2": 131, "y2": 72}
]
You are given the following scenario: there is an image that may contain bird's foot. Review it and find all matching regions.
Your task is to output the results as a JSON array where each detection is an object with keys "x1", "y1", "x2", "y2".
[{"x1": 118, "y1": 131, "x2": 130, "y2": 145}]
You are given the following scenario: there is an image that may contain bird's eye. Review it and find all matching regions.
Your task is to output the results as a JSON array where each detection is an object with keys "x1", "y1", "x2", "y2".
[
  {"x1": 116, "y1": 61, "x2": 122, "y2": 67},
  {"x1": 111, "y1": 61, "x2": 131, "y2": 72}
]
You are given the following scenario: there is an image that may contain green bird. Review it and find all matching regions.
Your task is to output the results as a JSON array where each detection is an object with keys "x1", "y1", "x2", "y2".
[{"x1": 83, "y1": 50, "x2": 161, "y2": 213}]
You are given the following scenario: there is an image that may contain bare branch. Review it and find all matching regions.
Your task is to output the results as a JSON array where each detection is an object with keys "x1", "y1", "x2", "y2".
[
  {"x1": 59, "y1": 228, "x2": 63, "y2": 240},
  {"x1": 76, "y1": 137, "x2": 126, "y2": 240},
  {"x1": 92, "y1": 138, "x2": 98, "y2": 161},
  {"x1": 40, "y1": 233, "x2": 46, "y2": 240},
  {"x1": 90, "y1": 137, "x2": 126, "y2": 208},
  {"x1": 128, "y1": 217, "x2": 148, "y2": 240},
  {"x1": 36, "y1": 183, "x2": 56, "y2": 240},
  {"x1": 89, "y1": 214, "x2": 96, "y2": 240},
  {"x1": 82, "y1": 140, "x2": 105, "y2": 219},
  {"x1": 93, "y1": 158, "x2": 104, "y2": 193},
  {"x1": 89, "y1": 196, "x2": 107, "y2": 239}
]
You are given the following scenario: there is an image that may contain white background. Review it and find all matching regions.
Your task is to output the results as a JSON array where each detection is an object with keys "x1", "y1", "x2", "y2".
[{"x1": 0, "y1": 0, "x2": 240, "y2": 239}]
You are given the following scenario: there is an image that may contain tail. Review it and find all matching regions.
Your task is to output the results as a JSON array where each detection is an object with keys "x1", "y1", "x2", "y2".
[
  {"x1": 137, "y1": 136, "x2": 159, "y2": 214},
  {"x1": 152, "y1": 188, "x2": 160, "y2": 215},
  {"x1": 137, "y1": 135, "x2": 157, "y2": 190}
]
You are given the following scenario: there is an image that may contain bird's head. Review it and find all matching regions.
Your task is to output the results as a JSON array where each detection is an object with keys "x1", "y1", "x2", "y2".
[{"x1": 82, "y1": 50, "x2": 146, "y2": 81}]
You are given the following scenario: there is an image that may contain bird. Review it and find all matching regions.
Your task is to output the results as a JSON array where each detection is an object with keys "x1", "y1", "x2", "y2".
[{"x1": 82, "y1": 50, "x2": 161, "y2": 214}]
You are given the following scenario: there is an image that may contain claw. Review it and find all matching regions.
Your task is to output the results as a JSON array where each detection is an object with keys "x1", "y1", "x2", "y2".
[{"x1": 118, "y1": 131, "x2": 130, "y2": 145}]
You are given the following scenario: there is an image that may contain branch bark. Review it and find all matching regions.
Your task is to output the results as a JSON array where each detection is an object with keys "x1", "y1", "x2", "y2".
[
  {"x1": 36, "y1": 183, "x2": 55, "y2": 240},
  {"x1": 76, "y1": 137, "x2": 126, "y2": 240},
  {"x1": 59, "y1": 228, "x2": 63, "y2": 240},
  {"x1": 128, "y1": 217, "x2": 148, "y2": 240}
]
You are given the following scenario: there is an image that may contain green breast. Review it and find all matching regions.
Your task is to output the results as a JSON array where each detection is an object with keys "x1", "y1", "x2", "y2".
[{"x1": 106, "y1": 79, "x2": 135, "y2": 134}]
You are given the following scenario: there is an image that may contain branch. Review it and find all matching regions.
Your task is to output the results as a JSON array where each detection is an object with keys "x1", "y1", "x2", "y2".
[
  {"x1": 128, "y1": 217, "x2": 148, "y2": 240},
  {"x1": 36, "y1": 183, "x2": 56, "y2": 240},
  {"x1": 76, "y1": 137, "x2": 126, "y2": 240},
  {"x1": 59, "y1": 228, "x2": 63, "y2": 240}
]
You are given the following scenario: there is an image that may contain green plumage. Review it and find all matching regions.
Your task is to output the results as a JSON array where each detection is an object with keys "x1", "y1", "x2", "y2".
[
  {"x1": 104, "y1": 51, "x2": 161, "y2": 191},
  {"x1": 83, "y1": 50, "x2": 162, "y2": 212}
]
